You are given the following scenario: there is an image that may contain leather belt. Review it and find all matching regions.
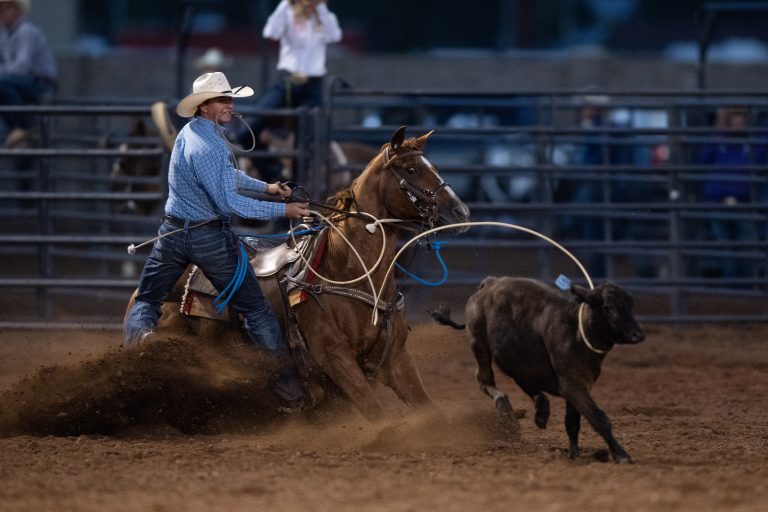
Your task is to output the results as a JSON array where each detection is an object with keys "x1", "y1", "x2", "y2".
[{"x1": 162, "y1": 215, "x2": 226, "y2": 229}]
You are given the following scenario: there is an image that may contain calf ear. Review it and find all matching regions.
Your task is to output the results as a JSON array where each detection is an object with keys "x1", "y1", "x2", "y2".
[{"x1": 570, "y1": 284, "x2": 602, "y2": 307}]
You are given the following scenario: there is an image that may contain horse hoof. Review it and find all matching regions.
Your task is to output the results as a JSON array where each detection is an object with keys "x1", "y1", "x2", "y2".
[{"x1": 303, "y1": 382, "x2": 326, "y2": 410}]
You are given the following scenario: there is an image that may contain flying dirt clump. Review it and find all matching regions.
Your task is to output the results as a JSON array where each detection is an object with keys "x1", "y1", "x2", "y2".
[{"x1": 0, "y1": 335, "x2": 290, "y2": 437}]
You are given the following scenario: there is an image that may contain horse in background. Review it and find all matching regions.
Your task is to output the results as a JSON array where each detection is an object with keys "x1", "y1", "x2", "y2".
[
  {"x1": 108, "y1": 117, "x2": 164, "y2": 216},
  {"x1": 124, "y1": 126, "x2": 470, "y2": 422}
]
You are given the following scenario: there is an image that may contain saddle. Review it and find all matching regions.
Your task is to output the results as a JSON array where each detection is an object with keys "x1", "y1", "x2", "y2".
[{"x1": 180, "y1": 228, "x2": 324, "y2": 321}]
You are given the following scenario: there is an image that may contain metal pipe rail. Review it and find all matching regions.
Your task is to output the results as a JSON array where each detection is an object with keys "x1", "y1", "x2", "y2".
[
  {"x1": 325, "y1": 87, "x2": 768, "y2": 323},
  {"x1": 3, "y1": 93, "x2": 768, "y2": 326}
]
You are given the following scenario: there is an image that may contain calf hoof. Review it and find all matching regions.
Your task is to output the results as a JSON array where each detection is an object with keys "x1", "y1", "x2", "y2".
[
  {"x1": 494, "y1": 395, "x2": 513, "y2": 415},
  {"x1": 612, "y1": 452, "x2": 633, "y2": 464},
  {"x1": 534, "y1": 395, "x2": 549, "y2": 429},
  {"x1": 493, "y1": 396, "x2": 526, "y2": 420},
  {"x1": 493, "y1": 396, "x2": 521, "y2": 433}
]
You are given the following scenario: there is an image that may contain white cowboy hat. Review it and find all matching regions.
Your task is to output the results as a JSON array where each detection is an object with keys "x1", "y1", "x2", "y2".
[
  {"x1": 0, "y1": 0, "x2": 31, "y2": 12},
  {"x1": 176, "y1": 72, "x2": 253, "y2": 118}
]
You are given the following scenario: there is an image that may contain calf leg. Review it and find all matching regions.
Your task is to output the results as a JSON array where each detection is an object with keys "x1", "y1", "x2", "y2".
[
  {"x1": 562, "y1": 388, "x2": 632, "y2": 463},
  {"x1": 469, "y1": 334, "x2": 517, "y2": 425},
  {"x1": 565, "y1": 401, "x2": 581, "y2": 459},
  {"x1": 522, "y1": 388, "x2": 550, "y2": 428},
  {"x1": 532, "y1": 392, "x2": 550, "y2": 429}
]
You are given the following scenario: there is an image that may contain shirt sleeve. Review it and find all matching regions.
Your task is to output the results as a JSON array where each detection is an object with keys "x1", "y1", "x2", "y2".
[
  {"x1": 316, "y1": 3, "x2": 343, "y2": 43},
  {"x1": 193, "y1": 139, "x2": 286, "y2": 220},
  {"x1": 262, "y1": 0, "x2": 291, "y2": 40},
  {"x1": 0, "y1": 25, "x2": 37, "y2": 76},
  {"x1": 234, "y1": 170, "x2": 268, "y2": 194}
]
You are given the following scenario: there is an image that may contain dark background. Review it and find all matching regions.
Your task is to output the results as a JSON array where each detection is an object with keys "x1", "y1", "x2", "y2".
[{"x1": 74, "y1": 0, "x2": 768, "y2": 55}]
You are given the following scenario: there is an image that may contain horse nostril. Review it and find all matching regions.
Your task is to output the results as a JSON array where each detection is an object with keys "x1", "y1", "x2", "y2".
[{"x1": 454, "y1": 205, "x2": 469, "y2": 222}]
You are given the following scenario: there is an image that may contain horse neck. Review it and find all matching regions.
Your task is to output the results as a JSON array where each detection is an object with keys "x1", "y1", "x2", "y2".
[{"x1": 323, "y1": 167, "x2": 400, "y2": 293}]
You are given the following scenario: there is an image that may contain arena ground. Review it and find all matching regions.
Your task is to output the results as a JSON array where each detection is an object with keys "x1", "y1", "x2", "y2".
[{"x1": 0, "y1": 321, "x2": 767, "y2": 512}]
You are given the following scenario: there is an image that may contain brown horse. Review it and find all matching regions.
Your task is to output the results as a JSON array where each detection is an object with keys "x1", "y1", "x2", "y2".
[{"x1": 125, "y1": 126, "x2": 470, "y2": 421}]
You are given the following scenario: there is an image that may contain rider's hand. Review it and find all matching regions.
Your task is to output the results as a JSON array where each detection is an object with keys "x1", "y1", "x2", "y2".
[
  {"x1": 267, "y1": 181, "x2": 293, "y2": 200},
  {"x1": 285, "y1": 202, "x2": 310, "y2": 220}
]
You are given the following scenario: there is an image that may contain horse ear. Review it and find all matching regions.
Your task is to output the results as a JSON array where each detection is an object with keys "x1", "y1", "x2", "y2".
[
  {"x1": 390, "y1": 126, "x2": 407, "y2": 151},
  {"x1": 414, "y1": 130, "x2": 435, "y2": 148}
]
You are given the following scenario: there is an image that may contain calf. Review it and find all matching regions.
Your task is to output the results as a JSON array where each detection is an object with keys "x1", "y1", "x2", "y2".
[{"x1": 431, "y1": 276, "x2": 645, "y2": 463}]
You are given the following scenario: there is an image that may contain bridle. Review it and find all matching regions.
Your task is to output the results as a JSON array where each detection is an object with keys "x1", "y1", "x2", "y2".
[
  {"x1": 291, "y1": 143, "x2": 451, "y2": 231},
  {"x1": 382, "y1": 145, "x2": 450, "y2": 228}
]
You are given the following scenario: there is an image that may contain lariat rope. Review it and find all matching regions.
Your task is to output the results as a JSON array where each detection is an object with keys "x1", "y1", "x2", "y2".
[
  {"x1": 578, "y1": 303, "x2": 606, "y2": 354},
  {"x1": 212, "y1": 240, "x2": 248, "y2": 315},
  {"x1": 287, "y1": 209, "x2": 391, "y2": 325},
  {"x1": 372, "y1": 221, "x2": 601, "y2": 353}
]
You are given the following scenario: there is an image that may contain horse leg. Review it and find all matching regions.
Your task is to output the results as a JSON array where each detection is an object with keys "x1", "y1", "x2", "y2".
[
  {"x1": 381, "y1": 346, "x2": 434, "y2": 409},
  {"x1": 323, "y1": 344, "x2": 386, "y2": 422}
]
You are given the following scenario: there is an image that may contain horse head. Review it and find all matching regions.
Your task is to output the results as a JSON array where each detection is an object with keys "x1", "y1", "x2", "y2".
[{"x1": 372, "y1": 126, "x2": 470, "y2": 231}]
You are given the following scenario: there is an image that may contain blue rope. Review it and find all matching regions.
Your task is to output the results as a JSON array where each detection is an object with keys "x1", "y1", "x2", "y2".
[
  {"x1": 213, "y1": 226, "x2": 323, "y2": 315},
  {"x1": 213, "y1": 241, "x2": 248, "y2": 315},
  {"x1": 395, "y1": 241, "x2": 449, "y2": 287},
  {"x1": 236, "y1": 226, "x2": 321, "y2": 239}
]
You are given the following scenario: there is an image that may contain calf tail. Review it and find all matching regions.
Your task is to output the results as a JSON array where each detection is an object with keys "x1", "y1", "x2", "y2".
[{"x1": 428, "y1": 305, "x2": 466, "y2": 330}]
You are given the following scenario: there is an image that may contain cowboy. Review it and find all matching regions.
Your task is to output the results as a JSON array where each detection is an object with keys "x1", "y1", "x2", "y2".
[
  {"x1": 123, "y1": 72, "x2": 310, "y2": 405},
  {"x1": 0, "y1": 0, "x2": 57, "y2": 146}
]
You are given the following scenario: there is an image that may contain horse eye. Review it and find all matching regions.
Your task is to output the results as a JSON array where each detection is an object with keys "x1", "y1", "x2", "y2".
[{"x1": 407, "y1": 167, "x2": 417, "y2": 175}]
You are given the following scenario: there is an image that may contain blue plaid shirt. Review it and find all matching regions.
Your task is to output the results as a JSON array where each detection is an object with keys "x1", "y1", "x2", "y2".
[{"x1": 164, "y1": 117, "x2": 286, "y2": 220}]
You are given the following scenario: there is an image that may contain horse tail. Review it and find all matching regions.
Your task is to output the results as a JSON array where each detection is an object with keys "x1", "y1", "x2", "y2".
[{"x1": 428, "y1": 306, "x2": 465, "y2": 330}]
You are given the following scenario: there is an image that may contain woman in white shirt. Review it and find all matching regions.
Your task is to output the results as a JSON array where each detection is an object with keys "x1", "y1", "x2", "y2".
[{"x1": 257, "y1": 0, "x2": 341, "y2": 113}]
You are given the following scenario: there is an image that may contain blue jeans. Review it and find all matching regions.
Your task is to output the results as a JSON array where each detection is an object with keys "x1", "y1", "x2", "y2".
[
  {"x1": 0, "y1": 75, "x2": 55, "y2": 135},
  {"x1": 243, "y1": 72, "x2": 324, "y2": 138},
  {"x1": 123, "y1": 219, "x2": 285, "y2": 354}
]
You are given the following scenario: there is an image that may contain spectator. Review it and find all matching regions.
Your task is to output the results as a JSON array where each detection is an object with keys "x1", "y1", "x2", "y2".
[
  {"x1": 240, "y1": 0, "x2": 342, "y2": 181},
  {"x1": 0, "y1": 0, "x2": 57, "y2": 147},
  {"x1": 556, "y1": 96, "x2": 633, "y2": 277},
  {"x1": 694, "y1": 107, "x2": 766, "y2": 278},
  {"x1": 697, "y1": 107, "x2": 765, "y2": 206}
]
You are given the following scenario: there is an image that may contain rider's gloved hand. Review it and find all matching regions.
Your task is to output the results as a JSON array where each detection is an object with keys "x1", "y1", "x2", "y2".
[
  {"x1": 285, "y1": 202, "x2": 310, "y2": 219},
  {"x1": 268, "y1": 181, "x2": 293, "y2": 200}
]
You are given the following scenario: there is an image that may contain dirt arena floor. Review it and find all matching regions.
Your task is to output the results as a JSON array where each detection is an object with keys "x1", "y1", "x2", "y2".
[{"x1": 1, "y1": 321, "x2": 767, "y2": 512}]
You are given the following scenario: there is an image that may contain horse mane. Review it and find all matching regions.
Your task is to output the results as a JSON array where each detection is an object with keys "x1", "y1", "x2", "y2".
[
  {"x1": 323, "y1": 135, "x2": 421, "y2": 212},
  {"x1": 326, "y1": 184, "x2": 357, "y2": 212}
]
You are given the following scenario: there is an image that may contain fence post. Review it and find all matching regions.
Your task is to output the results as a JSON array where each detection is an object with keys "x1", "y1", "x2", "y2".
[{"x1": 667, "y1": 101, "x2": 685, "y2": 318}]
